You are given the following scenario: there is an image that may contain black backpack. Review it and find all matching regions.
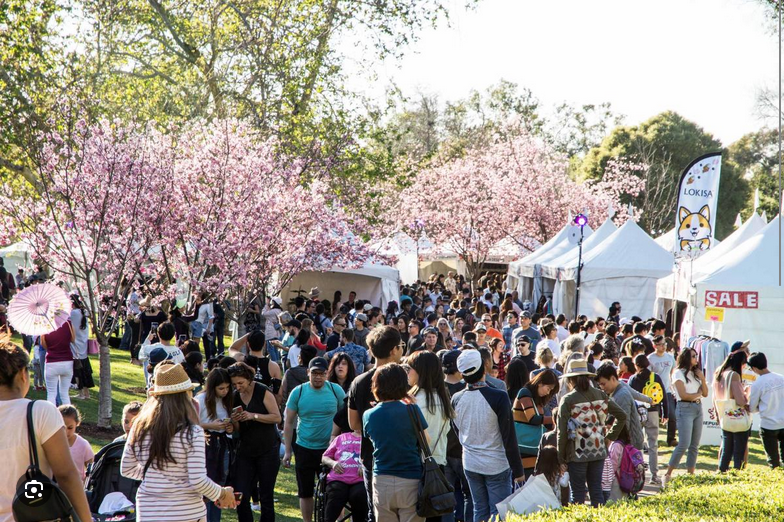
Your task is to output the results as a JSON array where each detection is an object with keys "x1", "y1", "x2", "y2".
[{"x1": 13, "y1": 400, "x2": 81, "y2": 522}]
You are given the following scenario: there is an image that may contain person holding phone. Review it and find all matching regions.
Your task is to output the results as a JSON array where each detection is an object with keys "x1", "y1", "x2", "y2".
[
  {"x1": 228, "y1": 362, "x2": 281, "y2": 522},
  {"x1": 662, "y1": 348, "x2": 709, "y2": 487}
]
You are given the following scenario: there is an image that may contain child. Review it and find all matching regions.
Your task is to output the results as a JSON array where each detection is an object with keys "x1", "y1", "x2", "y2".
[
  {"x1": 59, "y1": 405, "x2": 94, "y2": 482},
  {"x1": 601, "y1": 427, "x2": 630, "y2": 503},
  {"x1": 533, "y1": 445, "x2": 569, "y2": 507},
  {"x1": 618, "y1": 356, "x2": 635, "y2": 383},
  {"x1": 32, "y1": 336, "x2": 45, "y2": 391},
  {"x1": 114, "y1": 401, "x2": 144, "y2": 442}
]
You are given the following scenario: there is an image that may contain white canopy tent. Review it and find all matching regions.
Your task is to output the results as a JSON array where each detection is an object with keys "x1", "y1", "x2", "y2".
[
  {"x1": 281, "y1": 262, "x2": 400, "y2": 309},
  {"x1": 685, "y1": 216, "x2": 784, "y2": 375},
  {"x1": 0, "y1": 241, "x2": 35, "y2": 278},
  {"x1": 545, "y1": 218, "x2": 617, "y2": 316},
  {"x1": 655, "y1": 212, "x2": 766, "y2": 310},
  {"x1": 654, "y1": 227, "x2": 676, "y2": 252},
  {"x1": 371, "y1": 233, "x2": 418, "y2": 285},
  {"x1": 506, "y1": 220, "x2": 593, "y2": 302},
  {"x1": 556, "y1": 220, "x2": 672, "y2": 319}
]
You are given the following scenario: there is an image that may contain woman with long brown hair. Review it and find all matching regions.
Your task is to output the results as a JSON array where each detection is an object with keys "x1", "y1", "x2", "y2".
[
  {"x1": 121, "y1": 362, "x2": 236, "y2": 521},
  {"x1": 513, "y1": 369, "x2": 560, "y2": 478},
  {"x1": 196, "y1": 368, "x2": 235, "y2": 522},
  {"x1": 327, "y1": 352, "x2": 357, "y2": 393}
]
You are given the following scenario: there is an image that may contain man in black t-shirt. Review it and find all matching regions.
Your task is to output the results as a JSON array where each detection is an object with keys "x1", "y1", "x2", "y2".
[
  {"x1": 347, "y1": 326, "x2": 403, "y2": 522},
  {"x1": 511, "y1": 335, "x2": 538, "y2": 374}
]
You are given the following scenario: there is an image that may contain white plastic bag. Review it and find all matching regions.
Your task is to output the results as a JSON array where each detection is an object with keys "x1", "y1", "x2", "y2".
[
  {"x1": 507, "y1": 474, "x2": 560, "y2": 517},
  {"x1": 496, "y1": 482, "x2": 525, "y2": 519}
]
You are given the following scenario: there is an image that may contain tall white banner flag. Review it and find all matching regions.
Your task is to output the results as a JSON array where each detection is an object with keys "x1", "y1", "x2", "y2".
[{"x1": 675, "y1": 152, "x2": 722, "y2": 253}]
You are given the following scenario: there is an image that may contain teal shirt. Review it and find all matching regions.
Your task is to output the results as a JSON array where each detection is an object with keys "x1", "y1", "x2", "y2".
[
  {"x1": 363, "y1": 401, "x2": 426, "y2": 479},
  {"x1": 286, "y1": 382, "x2": 346, "y2": 450}
]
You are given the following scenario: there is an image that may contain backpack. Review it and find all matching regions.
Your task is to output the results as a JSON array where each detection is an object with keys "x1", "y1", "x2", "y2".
[
  {"x1": 13, "y1": 401, "x2": 81, "y2": 522},
  {"x1": 617, "y1": 443, "x2": 646, "y2": 494},
  {"x1": 642, "y1": 372, "x2": 664, "y2": 405}
]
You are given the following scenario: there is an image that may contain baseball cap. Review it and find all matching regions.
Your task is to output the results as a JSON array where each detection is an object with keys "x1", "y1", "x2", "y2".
[
  {"x1": 363, "y1": 303, "x2": 373, "y2": 312},
  {"x1": 271, "y1": 296, "x2": 282, "y2": 306},
  {"x1": 515, "y1": 335, "x2": 532, "y2": 346},
  {"x1": 441, "y1": 349, "x2": 460, "y2": 374},
  {"x1": 355, "y1": 313, "x2": 368, "y2": 323},
  {"x1": 284, "y1": 319, "x2": 302, "y2": 329},
  {"x1": 521, "y1": 311, "x2": 532, "y2": 319},
  {"x1": 149, "y1": 347, "x2": 174, "y2": 366},
  {"x1": 474, "y1": 323, "x2": 487, "y2": 332},
  {"x1": 308, "y1": 357, "x2": 329, "y2": 372},
  {"x1": 731, "y1": 340, "x2": 750, "y2": 353},
  {"x1": 457, "y1": 349, "x2": 482, "y2": 376}
]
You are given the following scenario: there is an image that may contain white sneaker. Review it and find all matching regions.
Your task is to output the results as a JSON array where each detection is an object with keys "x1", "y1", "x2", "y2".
[
  {"x1": 661, "y1": 474, "x2": 670, "y2": 488},
  {"x1": 251, "y1": 503, "x2": 260, "y2": 511}
]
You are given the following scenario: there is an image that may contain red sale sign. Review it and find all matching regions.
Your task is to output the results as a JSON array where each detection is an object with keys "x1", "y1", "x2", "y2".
[{"x1": 704, "y1": 291, "x2": 758, "y2": 309}]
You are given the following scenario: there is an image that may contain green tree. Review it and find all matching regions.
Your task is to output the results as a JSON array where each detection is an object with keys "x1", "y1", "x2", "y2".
[
  {"x1": 727, "y1": 128, "x2": 780, "y2": 219},
  {"x1": 579, "y1": 111, "x2": 749, "y2": 239}
]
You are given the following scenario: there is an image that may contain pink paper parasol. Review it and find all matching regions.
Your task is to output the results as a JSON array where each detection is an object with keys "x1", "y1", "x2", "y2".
[{"x1": 7, "y1": 283, "x2": 73, "y2": 336}]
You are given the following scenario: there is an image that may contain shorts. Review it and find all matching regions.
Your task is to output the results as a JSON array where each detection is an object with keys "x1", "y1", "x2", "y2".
[{"x1": 294, "y1": 442, "x2": 327, "y2": 498}]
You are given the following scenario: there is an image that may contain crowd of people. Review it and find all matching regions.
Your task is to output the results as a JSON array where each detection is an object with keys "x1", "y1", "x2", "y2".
[{"x1": 2, "y1": 270, "x2": 784, "y2": 522}]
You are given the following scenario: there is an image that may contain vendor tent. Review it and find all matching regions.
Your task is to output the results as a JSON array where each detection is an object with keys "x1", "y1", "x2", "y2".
[
  {"x1": 556, "y1": 220, "x2": 671, "y2": 319},
  {"x1": 686, "y1": 215, "x2": 784, "y2": 374},
  {"x1": 281, "y1": 262, "x2": 400, "y2": 310},
  {"x1": 654, "y1": 227, "x2": 676, "y2": 252},
  {"x1": 0, "y1": 241, "x2": 35, "y2": 277},
  {"x1": 371, "y1": 233, "x2": 418, "y2": 285},
  {"x1": 506, "y1": 220, "x2": 593, "y2": 301},
  {"x1": 544, "y1": 218, "x2": 617, "y2": 316},
  {"x1": 655, "y1": 212, "x2": 766, "y2": 307}
]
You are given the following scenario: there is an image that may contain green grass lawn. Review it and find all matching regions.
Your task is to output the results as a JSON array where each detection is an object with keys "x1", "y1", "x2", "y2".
[{"x1": 16, "y1": 339, "x2": 778, "y2": 522}]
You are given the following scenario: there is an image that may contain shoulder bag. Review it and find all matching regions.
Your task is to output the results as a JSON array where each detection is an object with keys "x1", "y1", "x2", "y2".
[
  {"x1": 13, "y1": 400, "x2": 81, "y2": 522},
  {"x1": 406, "y1": 404, "x2": 456, "y2": 517},
  {"x1": 513, "y1": 394, "x2": 546, "y2": 455},
  {"x1": 715, "y1": 371, "x2": 752, "y2": 433}
]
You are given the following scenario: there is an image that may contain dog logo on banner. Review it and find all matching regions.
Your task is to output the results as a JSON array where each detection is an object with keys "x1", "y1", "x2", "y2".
[{"x1": 674, "y1": 152, "x2": 722, "y2": 254}]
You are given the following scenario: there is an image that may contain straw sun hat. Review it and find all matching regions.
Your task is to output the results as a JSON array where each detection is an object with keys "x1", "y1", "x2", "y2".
[
  {"x1": 150, "y1": 362, "x2": 196, "y2": 396},
  {"x1": 563, "y1": 357, "x2": 596, "y2": 378}
]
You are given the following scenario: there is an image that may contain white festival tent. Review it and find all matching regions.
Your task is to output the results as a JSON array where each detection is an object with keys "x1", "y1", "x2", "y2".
[
  {"x1": 654, "y1": 212, "x2": 766, "y2": 309},
  {"x1": 545, "y1": 217, "x2": 618, "y2": 317},
  {"x1": 0, "y1": 241, "x2": 35, "y2": 277},
  {"x1": 281, "y1": 262, "x2": 401, "y2": 309},
  {"x1": 370, "y1": 232, "x2": 418, "y2": 285},
  {"x1": 684, "y1": 216, "x2": 784, "y2": 371},
  {"x1": 556, "y1": 220, "x2": 672, "y2": 319},
  {"x1": 654, "y1": 227, "x2": 676, "y2": 252},
  {"x1": 506, "y1": 220, "x2": 593, "y2": 302}
]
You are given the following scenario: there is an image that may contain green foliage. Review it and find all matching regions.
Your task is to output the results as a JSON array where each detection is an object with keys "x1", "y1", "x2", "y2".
[
  {"x1": 578, "y1": 111, "x2": 750, "y2": 238},
  {"x1": 726, "y1": 128, "x2": 780, "y2": 219},
  {"x1": 509, "y1": 469, "x2": 784, "y2": 521}
]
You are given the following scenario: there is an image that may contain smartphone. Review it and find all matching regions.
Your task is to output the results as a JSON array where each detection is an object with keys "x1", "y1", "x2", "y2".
[
  {"x1": 151, "y1": 322, "x2": 159, "y2": 331},
  {"x1": 234, "y1": 492, "x2": 243, "y2": 502},
  {"x1": 232, "y1": 406, "x2": 243, "y2": 415},
  {"x1": 178, "y1": 334, "x2": 187, "y2": 344}
]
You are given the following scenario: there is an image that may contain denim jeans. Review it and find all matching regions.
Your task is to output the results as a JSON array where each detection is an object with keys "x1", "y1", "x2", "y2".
[
  {"x1": 668, "y1": 401, "x2": 703, "y2": 470},
  {"x1": 760, "y1": 427, "x2": 784, "y2": 468},
  {"x1": 444, "y1": 456, "x2": 472, "y2": 522},
  {"x1": 666, "y1": 393, "x2": 678, "y2": 444},
  {"x1": 266, "y1": 340, "x2": 281, "y2": 363},
  {"x1": 464, "y1": 468, "x2": 511, "y2": 522},
  {"x1": 567, "y1": 460, "x2": 605, "y2": 507},
  {"x1": 719, "y1": 429, "x2": 750, "y2": 472}
]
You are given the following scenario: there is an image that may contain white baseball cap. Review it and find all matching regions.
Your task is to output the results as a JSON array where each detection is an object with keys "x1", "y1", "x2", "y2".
[{"x1": 457, "y1": 349, "x2": 482, "y2": 376}]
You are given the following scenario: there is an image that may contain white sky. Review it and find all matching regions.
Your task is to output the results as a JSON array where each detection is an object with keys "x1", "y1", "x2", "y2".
[{"x1": 344, "y1": 0, "x2": 779, "y2": 145}]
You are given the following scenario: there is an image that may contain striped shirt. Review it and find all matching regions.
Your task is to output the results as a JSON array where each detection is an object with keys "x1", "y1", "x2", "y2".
[{"x1": 121, "y1": 425, "x2": 222, "y2": 522}]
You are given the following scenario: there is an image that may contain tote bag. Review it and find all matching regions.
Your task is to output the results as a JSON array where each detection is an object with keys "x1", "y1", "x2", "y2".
[
  {"x1": 513, "y1": 396, "x2": 545, "y2": 454},
  {"x1": 715, "y1": 371, "x2": 752, "y2": 433}
]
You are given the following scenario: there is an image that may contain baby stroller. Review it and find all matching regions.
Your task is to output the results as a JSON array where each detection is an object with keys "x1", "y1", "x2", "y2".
[
  {"x1": 314, "y1": 465, "x2": 353, "y2": 522},
  {"x1": 85, "y1": 440, "x2": 140, "y2": 521}
]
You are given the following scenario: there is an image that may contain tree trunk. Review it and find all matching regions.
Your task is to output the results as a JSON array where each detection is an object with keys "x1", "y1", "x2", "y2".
[{"x1": 97, "y1": 340, "x2": 113, "y2": 428}]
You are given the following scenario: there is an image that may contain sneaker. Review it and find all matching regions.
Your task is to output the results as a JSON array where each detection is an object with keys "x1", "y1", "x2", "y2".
[
  {"x1": 251, "y1": 503, "x2": 260, "y2": 511},
  {"x1": 650, "y1": 475, "x2": 661, "y2": 485},
  {"x1": 661, "y1": 474, "x2": 670, "y2": 488}
]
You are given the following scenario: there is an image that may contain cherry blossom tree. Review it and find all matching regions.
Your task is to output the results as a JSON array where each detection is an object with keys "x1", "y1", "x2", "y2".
[
  {"x1": 0, "y1": 119, "x2": 174, "y2": 427},
  {"x1": 393, "y1": 134, "x2": 643, "y2": 283},
  {"x1": 163, "y1": 120, "x2": 379, "y2": 333}
]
